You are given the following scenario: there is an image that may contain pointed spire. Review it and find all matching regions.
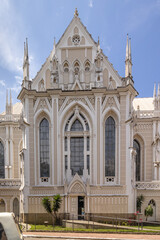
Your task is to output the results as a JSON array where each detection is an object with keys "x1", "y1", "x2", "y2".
[
  {"x1": 158, "y1": 84, "x2": 160, "y2": 98},
  {"x1": 129, "y1": 37, "x2": 132, "y2": 62},
  {"x1": 10, "y1": 89, "x2": 12, "y2": 106},
  {"x1": 74, "y1": 8, "x2": 79, "y2": 17},
  {"x1": 97, "y1": 36, "x2": 100, "y2": 52},
  {"x1": 153, "y1": 83, "x2": 156, "y2": 99},
  {"x1": 125, "y1": 34, "x2": 132, "y2": 78},
  {"x1": 125, "y1": 34, "x2": 129, "y2": 61},
  {"x1": 23, "y1": 38, "x2": 29, "y2": 81},
  {"x1": 26, "y1": 38, "x2": 29, "y2": 61},
  {"x1": 53, "y1": 37, "x2": 56, "y2": 52},
  {"x1": 6, "y1": 89, "x2": 8, "y2": 106}
]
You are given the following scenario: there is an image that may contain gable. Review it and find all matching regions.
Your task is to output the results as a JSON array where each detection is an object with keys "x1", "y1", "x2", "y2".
[{"x1": 31, "y1": 10, "x2": 122, "y2": 92}]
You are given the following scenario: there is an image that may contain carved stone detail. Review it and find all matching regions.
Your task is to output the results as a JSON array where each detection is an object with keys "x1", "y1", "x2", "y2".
[{"x1": 71, "y1": 183, "x2": 84, "y2": 193}]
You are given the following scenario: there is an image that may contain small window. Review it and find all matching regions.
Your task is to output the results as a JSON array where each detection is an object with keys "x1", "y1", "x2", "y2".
[
  {"x1": 85, "y1": 61, "x2": 90, "y2": 72},
  {"x1": 64, "y1": 62, "x2": 69, "y2": 73},
  {"x1": 74, "y1": 62, "x2": 80, "y2": 75},
  {"x1": 97, "y1": 76, "x2": 100, "y2": 81}
]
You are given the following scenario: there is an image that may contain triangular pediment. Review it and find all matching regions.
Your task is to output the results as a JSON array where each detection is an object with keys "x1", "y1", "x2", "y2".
[{"x1": 57, "y1": 14, "x2": 97, "y2": 49}]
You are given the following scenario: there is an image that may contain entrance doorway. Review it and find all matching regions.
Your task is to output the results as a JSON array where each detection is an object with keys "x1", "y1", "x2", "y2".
[{"x1": 78, "y1": 196, "x2": 84, "y2": 220}]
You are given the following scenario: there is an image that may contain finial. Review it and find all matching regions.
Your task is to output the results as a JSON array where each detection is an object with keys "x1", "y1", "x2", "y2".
[
  {"x1": 10, "y1": 89, "x2": 12, "y2": 106},
  {"x1": 98, "y1": 36, "x2": 100, "y2": 45},
  {"x1": 26, "y1": 38, "x2": 28, "y2": 60},
  {"x1": 125, "y1": 34, "x2": 129, "y2": 60},
  {"x1": 74, "y1": 8, "x2": 79, "y2": 17},
  {"x1": 158, "y1": 83, "x2": 160, "y2": 97},
  {"x1": 97, "y1": 36, "x2": 100, "y2": 52},
  {"x1": 129, "y1": 38, "x2": 132, "y2": 61},
  {"x1": 153, "y1": 83, "x2": 156, "y2": 98},
  {"x1": 6, "y1": 89, "x2": 8, "y2": 106}
]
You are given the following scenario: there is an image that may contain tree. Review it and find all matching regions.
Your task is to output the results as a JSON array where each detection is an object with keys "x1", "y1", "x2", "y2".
[
  {"x1": 42, "y1": 194, "x2": 62, "y2": 226},
  {"x1": 144, "y1": 204, "x2": 153, "y2": 221},
  {"x1": 136, "y1": 194, "x2": 144, "y2": 213}
]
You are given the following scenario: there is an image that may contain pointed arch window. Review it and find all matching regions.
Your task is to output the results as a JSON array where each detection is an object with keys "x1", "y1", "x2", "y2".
[
  {"x1": 85, "y1": 61, "x2": 90, "y2": 72},
  {"x1": 0, "y1": 141, "x2": 5, "y2": 179},
  {"x1": 133, "y1": 139, "x2": 140, "y2": 181},
  {"x1": 105, "y1": 116, "x2": 115, "y2": 177},
  {"x1": 13, "y1": 198, "x2": 19, "y2": 217},
  {"x1": 64, "y1": 110, "x2": 90, "y2": 176},
  {"x1": 39, "y1": 118, "x2": 50, "y2": 178},
  {"x1": 63, "y1": 62, "x2": 69, "y2": 73},
  {"x1": 74, "y1": 61, "x2": 80, "y2": 75}
]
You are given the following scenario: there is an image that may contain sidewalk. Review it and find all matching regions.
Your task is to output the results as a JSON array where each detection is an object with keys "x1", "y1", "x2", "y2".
[{"x1": 23, "y1": 231, "x2": 160, "y2": 239}]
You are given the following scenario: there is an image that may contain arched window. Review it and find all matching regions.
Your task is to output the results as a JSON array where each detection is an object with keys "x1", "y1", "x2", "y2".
[
  {"x1": 63, "y1": 62, "x2": 69, "y2": 73},
  {"x1": 13, "y1": 198, "x2": 19, "y2": 217},
  {"x1": 105, "y1": 117, "x2": 115, "y2": 177},
  {"x1": 0, "y1": 142, "x2": 5, "y2": 179},
  {"x1": 133, "y1": 139, "x2": 140, "y2": 181},
  {"x1": 39, "y1": 118, "x2": 50, "y2": 178},
  {"x1": 74, "y1": 61, "x2": 80, "y2": 75},
  {"x1": 0, "y1": 199, "x2": 5, "y2": 212},
  {"x1": 64, "y1": 110, "x2": 90, "y2": 176},
  {"x1": 85, "y1": 61, "x2": 90, "y2": 72}
]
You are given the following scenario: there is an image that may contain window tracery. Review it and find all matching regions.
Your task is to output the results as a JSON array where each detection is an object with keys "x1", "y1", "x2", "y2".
[
  {"x1": 39, "y1": 118, "x2": 50, "y2": 178},
  {"x1": 0, "y1": 141, "x2": 5, "y2": 179},
  {"x1": 105, "y1": 116, "x2": 115, "y2": 177},
  {"x1": 85, "y1": 61, "x2": 90, "y2": 72},
  {"x1": 73, "y1": 61, "x2": 80, "y2": 75},
  {"x1": 64, "y1": 109, "x2": 90, "y2": 177},
  {"x1": 63, "y1": 62, "x2": 69, "y2": 73},
  {"x1": 72, "y1": 35, "x2": 80, "y2": 45},
  {"x1": 133, "y1": 139, "x2": 141, "y2": 181}
]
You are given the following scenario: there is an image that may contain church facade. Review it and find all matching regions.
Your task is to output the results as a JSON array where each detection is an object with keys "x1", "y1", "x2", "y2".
[{"x1": 0, "y1": 9, "x2": 159, "y2": 222}]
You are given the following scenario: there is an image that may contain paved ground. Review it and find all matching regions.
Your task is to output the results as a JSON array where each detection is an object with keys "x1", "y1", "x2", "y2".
[{"x1": 23, "y1": 231, "x2": 160, "y2": 240}]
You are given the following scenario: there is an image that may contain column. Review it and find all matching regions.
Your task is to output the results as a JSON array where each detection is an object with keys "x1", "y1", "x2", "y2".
[
  {"x1": 9, "y1": 126, "x2": 13, "y2": 178},
  {"x1": 5, "y1": 126, "x2": 9, "y2": 178}
]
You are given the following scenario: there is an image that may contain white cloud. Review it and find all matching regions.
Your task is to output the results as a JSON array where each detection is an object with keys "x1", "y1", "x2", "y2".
[
  {"x1": 89, "y1": 0, "x2": 93, "y2": 8},
  {"x1": 0, "y1": 0, "x2": 24, "y2": 75},
  {"x1": 0, "y1": 80, "x2": 6, "y2": 87}
]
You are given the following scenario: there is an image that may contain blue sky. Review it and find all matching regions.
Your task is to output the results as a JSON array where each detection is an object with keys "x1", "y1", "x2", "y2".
[{"x1": 0, "y1": 0, "x2": 160, "y2": 113}]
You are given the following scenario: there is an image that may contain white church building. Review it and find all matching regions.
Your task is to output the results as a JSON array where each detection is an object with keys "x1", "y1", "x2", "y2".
[{"x1": 0, "y1": 9, "x2": 159, "y2": 223}]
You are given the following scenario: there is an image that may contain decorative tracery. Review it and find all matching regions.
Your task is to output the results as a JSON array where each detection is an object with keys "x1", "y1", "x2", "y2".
[
  {"x1": 39, "y1": 118, "x2": 50, "y2": 178},
  {"x1": 0, "y1": 141, "x2": 5, "y2": 179},
  {"x1": 64, "y1": 108, "x2": 90, "y2": 176}
]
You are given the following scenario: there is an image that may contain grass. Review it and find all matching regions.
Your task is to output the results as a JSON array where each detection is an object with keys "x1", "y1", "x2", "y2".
[{"x1": 29, "y1": 224, "x2": 160, "y2": 233}]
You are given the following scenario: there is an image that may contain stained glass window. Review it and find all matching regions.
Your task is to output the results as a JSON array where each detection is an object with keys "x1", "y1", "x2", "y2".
[
  {"x1": 70, "y1": 137, "x2": 84, "y2": 175},
  {"x1": 39, "y1": 118, "x2": 50, "y2": 177},
  {"x1": 105, "y1": 117, "x2": 115, "y2": 177},
  {"x1": 133, "y1": 139, "x2": 140, "y2": 181},
  {"x1": 0, "y1": 142, "x2": 5, "y2": 179}
]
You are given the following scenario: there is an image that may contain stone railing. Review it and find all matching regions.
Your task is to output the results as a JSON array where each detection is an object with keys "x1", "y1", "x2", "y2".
[
  {"x1": 136, "y1": 181, "x2": 160, "y2": 189},
  {"x1": 0, "y1": 179, "x2": 21, "y2": 188},
  {"x1": 135, "y1": 110, "x2": 154, "y2": 118},
  {"x1": 0, "y1": 114, "x2": 20, "y2": 122}
]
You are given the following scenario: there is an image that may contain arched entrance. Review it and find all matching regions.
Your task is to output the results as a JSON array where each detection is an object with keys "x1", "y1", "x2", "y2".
[
  {"x1": 67, "y1": 174, "x2": 87, "y2": 220},
  {"x1": 0, "y1": 199, "x2": 5, "y2": 212},
  {"x1": 13, "y1": 198, "x2": 19, "y2": 218}
]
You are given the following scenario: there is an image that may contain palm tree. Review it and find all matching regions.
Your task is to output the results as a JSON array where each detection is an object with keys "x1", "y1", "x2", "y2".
[
  {"x1": 136, "y1": 194, "x2": 144, "y2": 212},
  {"x1": 42, "y1": 194, "x2": 62, "y2": 226}
]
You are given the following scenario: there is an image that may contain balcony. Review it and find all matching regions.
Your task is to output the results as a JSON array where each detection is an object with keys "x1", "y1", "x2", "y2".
[
  {"x1": 0, "y1": 179, "x2": 21, "y2": 189},
  {"x1": 136, "y1": 181, "x2": 160, "y2": 190}
]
